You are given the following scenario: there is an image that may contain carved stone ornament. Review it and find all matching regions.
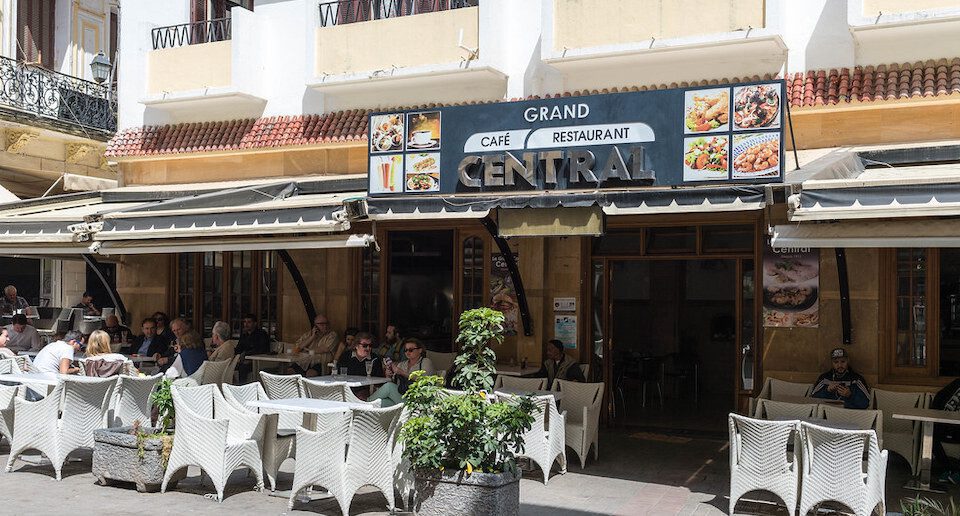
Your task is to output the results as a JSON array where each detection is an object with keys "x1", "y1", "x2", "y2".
[
  {"x1": 6, "y1": 130, "x2": 39, "y2": 154},
  {"x1": 66, "y1": 143, "x2": 95, "y2": 164}
]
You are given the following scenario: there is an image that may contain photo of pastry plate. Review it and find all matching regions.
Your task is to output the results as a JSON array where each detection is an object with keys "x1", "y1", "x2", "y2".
[{"x1": 370, "y1": 113, "x2": 404, "y2": 153}]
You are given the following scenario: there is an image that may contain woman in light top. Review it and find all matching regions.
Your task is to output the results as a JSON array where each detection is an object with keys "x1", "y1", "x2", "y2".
[
  {"x1": 369, "y1": 337, "x2": 434, "y2": 407},
  {"x1": 165, "y1": 332, "x2": 207, "y2": 378},
  {"x1": 83, "y1": 329, "x2": 132, "y2": 377}
]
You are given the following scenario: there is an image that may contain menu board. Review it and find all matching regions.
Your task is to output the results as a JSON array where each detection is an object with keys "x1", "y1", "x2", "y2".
[
  {"x1": 368, "y1": 80, "x2": 785, "y2": 196},
  {"x1": 763, "y1": 245, "x2": 820, "y2": 328}
]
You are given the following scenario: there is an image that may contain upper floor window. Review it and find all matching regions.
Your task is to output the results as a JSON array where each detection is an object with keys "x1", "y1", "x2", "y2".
[
  {"x1": 17, "y1": 0, "x2": 56, "y2": 68},
  {"x1": 319, "y1": 0, "x2": 478, "y2": 28}
]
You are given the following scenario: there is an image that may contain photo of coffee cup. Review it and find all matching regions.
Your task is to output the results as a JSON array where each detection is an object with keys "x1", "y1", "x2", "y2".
[{"x1": 412, "y1": 130, "x2": 433, "y2": 145}]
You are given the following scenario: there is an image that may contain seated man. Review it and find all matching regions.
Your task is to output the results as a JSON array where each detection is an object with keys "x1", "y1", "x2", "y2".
[
  {"x1": 130, "y1": 317, "x2": 169, "y2": 358},
  {"x1": 33, "y1": 330, "x2": 83, "y2": 375},
  {"x1": 73, "y1": 292, "x2": 101, "y2": 316},
  {"x1": 335, "y1": 332, "x2": 384, "y2": 400},
  {"x1": 3, "y1": 314, "x2": 41, "y2": 354},
  {"x1": 932, "y1": 377, "x2": 960, "y2": 483},
  {"x1": 102, "y1": 315, "x2": 131, "y2": 345},
  {"x1": 208, "y1": 320, "x2": 237, "y2": 361},
  {"x1": 235, "y1": 314, "x2": 271, "y2": 382},
  {"x1": 0, "y1": 285, "x2": 29, "y2": 316},
  {"x1": 288, "y1": 314, "x2": 339, "y2": 376},
  {"x1": 536, "y1": 339, "x2": 585, "y2": 390},
  {"x1": 377, "y1": 323, "x2": 401, "y2": 362},
  {"x1": 810, "y1": 347, "x2": 869, "y2": 409}
]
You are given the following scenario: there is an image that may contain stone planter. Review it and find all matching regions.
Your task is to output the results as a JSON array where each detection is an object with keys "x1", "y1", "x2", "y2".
[
  {"x1": 413, "y1": 469, "x2": 521, "y2": 515},
  {"x1": 92, "y1": 426, "x2": 183, "y2": 492}
]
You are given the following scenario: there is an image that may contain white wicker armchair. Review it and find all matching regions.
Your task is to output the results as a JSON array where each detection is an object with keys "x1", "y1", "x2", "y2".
[
  {"x1": 288, "y1": 411, "x2": 352, "y2": 512},
  {"x1": 0, "y1": 384, "x2": 19, "y2": 445},
  {"x1": 753, "y1": 398, "x2": 816, "y2": 420},
  {"x1": 871, "y1": 389, "x2": 929, "y2": 475},
  {"x1": 108, "y1": 373, "x2": 162, "y2": 428},
  {"x1": 554, "y1": 380, "x2": 603, "y2": 469},
  {"x1": 758, "y1": 377, "x2": 812, "y2": 400},
  {"x1": 0, "y1": 357, "x2": 21, "y2": 373},
  {"x1": 260, "y1": 372, "x2": 303, "y2": 398},
  {"x1": 499, "y1": 393, "x2": 566, "y2": 484},
  {"x1": 181, "y1": 359, "x2": 231, "y2": 387},
  {"x1": 5, "y1": 376, "x2": 115, "y2": 480},
  {"x1": 428, "y1": 351, "x2": 456, "y2": 380},
  {"x1": 221, "y1": 355, "x2": 241, "y2": 385},
  {"x1": 222, "y1": 383, "x2": 296, "y2": 492},
  {"x1": 799, "y1": 421, "x2": 887, "y2": 516},
  {"x1": 299, "y1": 378, "x2": 382, "y2": 406},
  {"x1": 728, "y1": 414, "x2": 800, "y2": 515},
  {"x1": 161, "y1": 383, "x2": 270, "y2": 501},
  {"x1": 816, "y1": 405, "x2": 883, "y2": 447},
  {"x1": 495, "y1": 376, "x2": 546, "y2": 390}
]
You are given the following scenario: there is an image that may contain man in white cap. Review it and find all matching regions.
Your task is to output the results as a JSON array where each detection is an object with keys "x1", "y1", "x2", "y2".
[{"x1": 810, "y1": 347, "x2": 869, "y2": 409}]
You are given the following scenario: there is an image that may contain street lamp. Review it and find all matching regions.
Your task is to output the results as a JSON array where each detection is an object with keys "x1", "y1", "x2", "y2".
[{"x1": 90, "y1": 51, "x2": 112, "y2": 84}]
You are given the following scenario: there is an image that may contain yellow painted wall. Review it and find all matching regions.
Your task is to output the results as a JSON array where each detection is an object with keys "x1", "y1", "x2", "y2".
[
  {"x1": 863, "y1": 0, "x2": 960, "y2": 14},
  {"x1": 119, "y1": 146, "x2": 367, "y2": 185},
  {"x1": 116, "y1": 255, "x2": 172, "y2": 328},
  {"x1": 553, "y1": 0, "x2": 765, "y2": 51},
  {"x1": 279, "y1": 247, "x2": 355, "y2": 344},
  {"x1": 315, "y1": 7, "x2": 478, "y2": 75},
  {"x1": 147, "y1": 41, "x2": 232, "y2": 94}
]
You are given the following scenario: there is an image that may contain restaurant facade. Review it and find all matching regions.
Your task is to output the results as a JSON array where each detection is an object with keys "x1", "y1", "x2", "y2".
[{"x1": 2, "y1": 0, "x2": 959, "y2": 429}]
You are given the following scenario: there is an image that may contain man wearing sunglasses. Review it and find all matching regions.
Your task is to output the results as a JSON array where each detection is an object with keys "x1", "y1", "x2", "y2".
[{"x1": 334, "y1": 332, "x2": 385, "y2": 399}]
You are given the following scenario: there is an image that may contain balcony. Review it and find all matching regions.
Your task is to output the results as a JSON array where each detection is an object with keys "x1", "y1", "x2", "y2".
[
  {"x1": 541, "y1": 0, "x2": 785, "y2": 92},
  {"x1": 847, "y1": 0, "x2": 960, "y2": 65},
  {"x1": 308, "y1": 0, "x2": 506, "y2": 110},
  {"x1": 0, "y1": 55, "x2": 115, "y2": 138},
  {"x1": 142, "y1": 11, "x2": 266, "y2": 122}
]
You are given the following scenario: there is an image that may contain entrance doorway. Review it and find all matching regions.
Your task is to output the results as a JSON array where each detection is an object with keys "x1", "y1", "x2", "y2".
[{"x1": 591, "y1": 223, "x2": 759, "y2": 435}]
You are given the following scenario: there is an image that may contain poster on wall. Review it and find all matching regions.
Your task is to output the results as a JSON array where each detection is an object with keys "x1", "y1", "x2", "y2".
[
  {"x1": 490, "y1": 252, "x2": 519, "y2": 336},
  {"x1": 763, "y1": 245, "x2": 820, "y2": 328},
  {"x1": 554, "y1": 315, "x2": 577, "y2": 350}
]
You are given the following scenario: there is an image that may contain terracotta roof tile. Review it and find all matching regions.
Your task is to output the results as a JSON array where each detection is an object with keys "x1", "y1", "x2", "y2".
[{"x1": 107, "y1": 57, "x2": 960, "y2": 157}]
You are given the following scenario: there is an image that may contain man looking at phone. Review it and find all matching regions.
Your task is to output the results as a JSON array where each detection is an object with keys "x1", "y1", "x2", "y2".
[{"x1": 810, "y1": 347, "x2": 869, "y2": 409}]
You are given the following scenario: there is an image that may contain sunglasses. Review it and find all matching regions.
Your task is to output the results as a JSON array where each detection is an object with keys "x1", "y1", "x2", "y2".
[{"x1": 404, "y1": 347, "x2": 419, "y2": 353}]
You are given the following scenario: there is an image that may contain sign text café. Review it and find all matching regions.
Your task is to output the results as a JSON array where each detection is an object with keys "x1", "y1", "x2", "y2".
[{"x1": 367, "y1": 81, "x2": 786, "y2": 196}]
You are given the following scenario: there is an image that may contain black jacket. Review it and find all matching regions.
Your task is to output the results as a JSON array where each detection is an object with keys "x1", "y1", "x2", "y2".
[
  {"x1": 336, "y1": 352, "x2": 385, "y2": 377},
  {"x1": 129, "y1": 333, "x2": 170, "y2": 357},
  {"x1": 236, "y1": 328, "x2": 271, "y2": 356}
]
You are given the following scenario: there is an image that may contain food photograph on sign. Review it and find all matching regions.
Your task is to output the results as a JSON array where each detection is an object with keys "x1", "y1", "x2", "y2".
[
  {"x1": 683, "y1": 135, "x2": 729, "y2": 181},
  {"x1": 733, "y1": 84, "x2": 781, "y2": 130},
  {"x1": 370, "y1": 113, "x2": 404, "y2": 153},
  {"x1": 683, "y1": 88, "x2": 729, "y2": 134},
  {"x1": 369, "y1": 154, "x2": 404, "y2": 194},
  {"x1": 732, "y1": 133, "x2": 780, "y2": 179},
  {"x1": 404, "y1": 152, "x2": 441, "y2": 193},
  {"x1": 763, "y1": 248, "x2": 820, "y2": 328},
  {"x1": 406, "y1": 111, "x2": 441, "y2": 150}
]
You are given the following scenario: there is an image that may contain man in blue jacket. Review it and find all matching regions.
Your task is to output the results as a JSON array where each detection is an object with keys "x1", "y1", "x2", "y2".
[{"x1": 810, "y1": 347, "x2": 870, "y2": 409}]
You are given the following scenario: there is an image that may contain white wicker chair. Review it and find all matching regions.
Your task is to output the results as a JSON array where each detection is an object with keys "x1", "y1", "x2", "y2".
[
  {"x1": 728, "y1": 414, "x2": 800, "y2": 515},
  {"x1": 799, "y1": 421, "x2": 887, "y2": 516},
  {"x1": 554, "y1": 380, "x2": 603, "y2": 469},
  {"x1": 499, "y1": 393, "x2": 566, "y2": 484},
  {"x1": 108, "y1": 373, "x2": 162, "y2": 428},
  {"x1": 183, "y1": 359, "x2": 232, "y2": 387},
  {"x1": 494, "y1": 376, "x2": 546, "y2": 390},
  {"x1": 753, "y1": 398, "x2": 817, "y2": 420},
  {"x1": 816, "y1": 405, "x2": 883, "y2": 447},
  {"x1": 428, "y1": 351, "x2": 456, "y2": 380},
  {"x1": 289, "y1": 404, "x2": 403, "y2": 513},
  {"x1": 5, "y1": 376, "x2": 115, "y2": 480},
  {"x1": 222, "y1": 383, "x2": 296, "y2": 492},
  {"x1": 221, "y1": 355, "x2": 241, "y2": 385},
  {"x1": 260, "y1": 371, "x2": 303, "y2": 398},
  {"x1": 0, "y1": 357, "x2": 21, "y2": 374},
  {"x1": 758, "y1": 377, "x2": 812, "y2": 400},
  {"x1": 161, "y1": 383, "x2": 268, "y2": 502},
  {"x1": 0, "y1": 384, "x2": 19, "y2": 444},
  {"x1": 299, "y1": 378, "x2": 382, "y2": 407},
  {"x1": 871, "y1": 389, "x2": 929, "y2": 475}
]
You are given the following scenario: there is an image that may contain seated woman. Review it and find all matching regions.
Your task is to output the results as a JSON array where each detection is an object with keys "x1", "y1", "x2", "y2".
[
  {"x1": 83, "y1": 329, "x2": 133, "y2": 377},
  {"x1": 369, "y1": 337, "x2": 434, "y2": 407},
  {"x1": 164, "y1": 332, "x2": 207, "y2": 379}
]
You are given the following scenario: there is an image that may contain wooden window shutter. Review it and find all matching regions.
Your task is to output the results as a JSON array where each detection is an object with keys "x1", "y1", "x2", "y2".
[{"x1": 17, "y1": 0, "x2": 55, "y2": 68}]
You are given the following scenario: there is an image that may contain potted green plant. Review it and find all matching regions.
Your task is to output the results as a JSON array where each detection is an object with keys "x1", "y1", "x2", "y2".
[
  {"x1": 92, "y1": 378, "x2": 183, "y2": 492},
  {"x1": 401, "y1": 308, "x2": 536, "y2": 515}
]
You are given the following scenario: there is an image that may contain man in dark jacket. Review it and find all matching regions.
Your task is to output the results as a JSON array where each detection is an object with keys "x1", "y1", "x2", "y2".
[
  {"x1": 810, "y1": 347, "x2": 870, "y2": 409},
  {"x1": 235, "y1": 314, "x2": 272, "y2": 382},
  {"x1": 129, "y1": 317, "x2": 169, "y2": 357},
  {"x1": 536, "y1": 339, "x2": 585, "y2": 390}
]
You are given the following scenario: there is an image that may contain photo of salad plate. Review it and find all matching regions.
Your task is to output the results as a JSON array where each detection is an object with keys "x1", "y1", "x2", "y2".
[
  {"x1": 682, "y1": 135, "x2": 729, "y2": 181},
  {"x1": 404, "y1": 152, "x2": 440, "y2": 192}
]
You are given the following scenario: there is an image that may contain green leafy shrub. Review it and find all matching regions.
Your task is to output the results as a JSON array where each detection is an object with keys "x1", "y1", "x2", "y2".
[
  {"x1": 400, "y1": 308, "x2": 536, "y2": 475},
  {"x1": 901, "y1": 496, "x2": 960, "y2": 516},
  {"x1": 150, "y1": 378, "x2": 175, "y2": 433}
]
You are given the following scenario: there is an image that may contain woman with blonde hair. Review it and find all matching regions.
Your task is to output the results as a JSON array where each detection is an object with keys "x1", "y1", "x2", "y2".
[{"x1": 83, "y1": 329, "x2": 132, "y2": 377}]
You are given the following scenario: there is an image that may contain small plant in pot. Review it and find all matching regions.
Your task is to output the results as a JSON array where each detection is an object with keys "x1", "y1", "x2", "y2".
[
  {"x1": 92, "y1": 378, "x2": 183, "y2": 492},
  {"x1": 400, "y1": 308, "x2": 536, "y2": 516}
]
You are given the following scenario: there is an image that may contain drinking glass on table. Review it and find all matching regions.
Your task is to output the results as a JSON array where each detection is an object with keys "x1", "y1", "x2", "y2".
[
  {"x1": 339, "y1": 367, "x2": 349, "y2": 376},
  {"x1": 365, "y1": 360, "x2": 373, "y2": 377}
]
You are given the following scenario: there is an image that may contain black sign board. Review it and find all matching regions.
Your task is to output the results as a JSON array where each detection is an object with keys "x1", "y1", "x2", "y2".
[{"x1": 368, "y1": 80, "x2": 785, "y2": 196}]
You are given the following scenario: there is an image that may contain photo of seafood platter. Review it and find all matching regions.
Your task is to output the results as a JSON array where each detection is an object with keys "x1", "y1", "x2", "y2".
[
  {"x1": 732, "y1": 133, "x2": 781, "y2": 179},
  {"x1": 683, "y1": 135, "x2": 729, "y2": 181},
  {"x1": 733, "y1": 84, "x2": 781, "y2": 130},
  {"x1": 370, "y1": 113, "x2": 404, "y2": 153},
  {"x1": 404, "y1": 152, "x2": 440, "y2": 193},
  {"x1": 684, "y1": 88, "x2": 729, "y2": 134},
  {"x1": 762, "y1": 251, "x2": 820, "y2": 328}
]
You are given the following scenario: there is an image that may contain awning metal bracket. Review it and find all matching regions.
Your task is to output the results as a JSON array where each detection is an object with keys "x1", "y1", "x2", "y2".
[{"x1": 480, "y1": 217, "x2": 532, "y2": 337}]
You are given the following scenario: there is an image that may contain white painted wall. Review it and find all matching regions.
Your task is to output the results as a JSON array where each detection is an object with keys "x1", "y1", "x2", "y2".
[{"x1": 115, "y1": 0, "x2": 960, "y2": 130}]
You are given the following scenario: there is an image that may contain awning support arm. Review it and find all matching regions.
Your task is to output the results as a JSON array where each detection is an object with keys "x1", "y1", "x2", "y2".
[
  {"x1": 277, "y1": 250, "x2": 317, "y2": 327},
  {"x1": 480, "y1": 217, "x2": 532, "y2": 336},
  {"x1": 81, "y1": 254, "x2": 128, "y2": 325},
  {"x1": 835, "y1": 248, "x2": 852, "y2": 345},
  {"x1": 786, "y1": 97, "x2": 800, "y2": 171}
]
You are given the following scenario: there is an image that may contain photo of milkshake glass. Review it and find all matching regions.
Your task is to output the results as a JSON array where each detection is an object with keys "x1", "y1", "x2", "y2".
[{"x1": 379, "y1": 158, "x2": 393, "y2": 191}]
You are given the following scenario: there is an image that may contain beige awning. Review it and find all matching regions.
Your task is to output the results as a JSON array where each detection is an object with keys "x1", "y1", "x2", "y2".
[{"x1": 772, "y1": 219, "x2": 960, "y2": 248}]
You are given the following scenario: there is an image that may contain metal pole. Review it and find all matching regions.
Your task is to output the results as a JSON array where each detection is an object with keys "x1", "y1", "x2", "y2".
[
  {"x1": 277, "y1": 250, "x2": 317, "y2": 326},
  {"x1": 480, "y1": 217, "x2": 532, "y2": 336}
]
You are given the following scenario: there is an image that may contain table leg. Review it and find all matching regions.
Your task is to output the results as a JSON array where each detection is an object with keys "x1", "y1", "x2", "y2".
[
  {"x1": 904, "y1": 420, "x2": 947, "y2": 493},
  {"x1": 253, "y1": 359, "x2": 261, "y2": 379}
]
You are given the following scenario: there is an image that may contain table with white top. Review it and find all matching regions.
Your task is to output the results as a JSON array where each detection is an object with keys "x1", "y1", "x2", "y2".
[
  {"x1": 495, "y1": 365, "x2": 540, "y2": 377},
  {"x1": 16, "y1": 351, "x2": 38, "y2": 359},
  {"x1": 310, "y1": 375, "x2": 390, "y2": 388},
  {"x1": 495, "y1": 387, "x2": 564, "y2": 400},
  {"x1": 245, "y1": 353, "x2": 321, "y2": 377},
  {"x1": 0, "y1": 372, "x2": 59, "y2": 386},
  {"x1": 894, "y1": 407, "x2": 960, "y2": 493}
]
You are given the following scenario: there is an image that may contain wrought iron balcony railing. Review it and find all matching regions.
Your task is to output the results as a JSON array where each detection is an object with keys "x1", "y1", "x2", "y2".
[
  {"x1": 0, "y1": 56, "x2": 115, "y2": 135},
  {"x1": 319, "y1": 0, "x2": 477, "y2": 27},
  {"x1": 152, "y1": 17, "x2": 232, "y2": 50}
]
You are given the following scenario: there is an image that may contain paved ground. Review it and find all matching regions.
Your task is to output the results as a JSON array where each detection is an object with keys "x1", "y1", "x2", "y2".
[{"x1": 0, "y1": 428, "x2": 945, "y2": 515}]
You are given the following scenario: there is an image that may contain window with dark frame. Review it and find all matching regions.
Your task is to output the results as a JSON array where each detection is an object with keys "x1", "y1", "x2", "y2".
[
  {"x1": 461, "y1": 236, "x2": 484, "y2": 312},
  {"x1": 360, "y1": 245, "x2": 381, "y2": 335},
  {"x1": 17, "y1": 0, "x2": 55, "y2": 69}
]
